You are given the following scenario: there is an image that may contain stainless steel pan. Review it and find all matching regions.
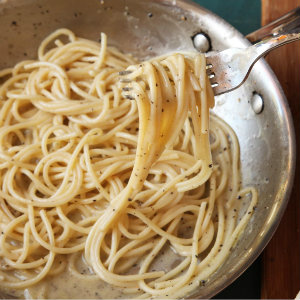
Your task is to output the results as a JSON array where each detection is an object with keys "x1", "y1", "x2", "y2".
[{"x1": 0, "y1": 0, "x2": 295, "y2": 298}]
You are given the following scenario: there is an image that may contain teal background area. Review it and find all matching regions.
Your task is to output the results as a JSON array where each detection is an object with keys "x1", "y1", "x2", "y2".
[
  {"x1": 191, "y1": 1, "x2": 262, "y2": 298},
  {"x1": 192, "y1": 0, "x2": 261, "y2": 35}
]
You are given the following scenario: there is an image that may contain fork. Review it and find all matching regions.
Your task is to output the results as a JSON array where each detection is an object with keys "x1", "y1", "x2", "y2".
[{"x1": 206, "y1": 7, "x2": 300, "y2": 95}]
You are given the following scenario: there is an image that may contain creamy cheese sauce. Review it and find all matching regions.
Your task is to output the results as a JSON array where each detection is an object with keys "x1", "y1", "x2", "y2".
[{"x1": 3, "y1": 247, "x2": 183, "y2": 299}]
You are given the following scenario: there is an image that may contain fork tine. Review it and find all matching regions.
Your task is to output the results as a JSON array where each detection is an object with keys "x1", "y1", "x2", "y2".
[
  {"x1": 120, "y1": 78, "x2": 132, "y2": 83},
  {"x1": 119, "y1": 70, "x2": 133, "y2": 76},
  {"x1": 122, "y1": 87, "x2": 132, "y2": 92},
  {"x1": 119, "y1": 69, "x2": 134, "y2": 99},
  {"x1": 205, "y1": 51, "x2": 235, "y2": 95},
  {"x1": 119, "y1": 69, "x2": 133, "y2": 84},
  {"x1": 206, "y1": 68, "x2": 215, "y2": 77},
  {"x1": 210, "y1": 82, "x2": 219, "y2": 88},
  {"x1": 124, "y1": 94, "x2": 135, "y2": 100},
  {"x1": 205, "y1": 56, "x2": 219, "y2": 89}
]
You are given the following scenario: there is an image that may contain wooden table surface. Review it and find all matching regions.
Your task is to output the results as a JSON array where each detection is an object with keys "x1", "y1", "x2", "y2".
[{"x1": 261, "y1": 0, "x2": 300, "y2": 298}]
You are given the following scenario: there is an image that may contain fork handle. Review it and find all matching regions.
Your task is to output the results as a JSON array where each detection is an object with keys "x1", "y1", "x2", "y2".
[
  {"x1": 246, "y1": 6, "x2": 300, "y2": 43},
  {"x1": 245, "y1": 7, "x2": 300, "y2": 65}
]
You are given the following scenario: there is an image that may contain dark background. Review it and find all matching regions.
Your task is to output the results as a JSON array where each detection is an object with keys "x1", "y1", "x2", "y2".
[{"x1": 193, "y1": 0, "x2": 261, "y2": 35}]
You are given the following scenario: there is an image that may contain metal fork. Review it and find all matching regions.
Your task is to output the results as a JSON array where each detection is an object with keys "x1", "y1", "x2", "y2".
[{"x1": 206, "y1": 7, "x2": 300, "y2": 96}]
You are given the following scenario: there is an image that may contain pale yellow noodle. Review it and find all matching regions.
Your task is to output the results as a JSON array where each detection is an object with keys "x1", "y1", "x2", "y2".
[{"x1": 0, "y1": 28, "x2": 258, "y2": 299}]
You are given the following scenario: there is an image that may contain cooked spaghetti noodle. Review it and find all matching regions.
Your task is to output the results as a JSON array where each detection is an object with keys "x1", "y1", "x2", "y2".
[{"x1": 0, "y1": 29, "x2": 257, "y2": 299}]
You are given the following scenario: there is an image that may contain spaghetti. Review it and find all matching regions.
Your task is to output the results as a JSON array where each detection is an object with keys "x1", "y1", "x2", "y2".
[{"x1": 0, "y1": 29, "x2": 257, "y2": 299}]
